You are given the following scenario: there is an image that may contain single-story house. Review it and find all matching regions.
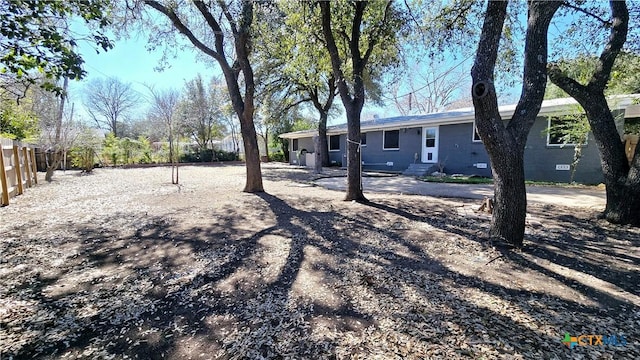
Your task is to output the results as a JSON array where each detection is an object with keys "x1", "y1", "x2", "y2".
[{"x1": 279, "y1": 95, "x2": 640, "y2": 184}]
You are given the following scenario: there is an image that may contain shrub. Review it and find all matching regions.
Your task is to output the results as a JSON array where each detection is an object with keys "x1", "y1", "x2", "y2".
[
  {"x1": 216, "y1": 150, "x2": 238, "y2": 161},
  {"x1": 269, "y1": 151, "x2": 286, "y2": 162}
]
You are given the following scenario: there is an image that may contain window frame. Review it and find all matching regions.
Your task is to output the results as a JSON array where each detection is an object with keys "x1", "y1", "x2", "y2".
[
  {"x1": 546, "y1": 116, "x2": 588, "y2": 147},
  {"x1": 360, "y1": 133, "x2": 367, "y2": 146},
  {"x1": 383, "y1": 129, "x2": 400, "y2": 150},
  {"x1": 472, "y1": 121, "x2": 482, "y2": 143},
  {"x1": 329, "y1": 135, "x2": 341, "y2": 152},
  {"x1": 292, "y1": 138, "x2": 299, "y2": 151}
]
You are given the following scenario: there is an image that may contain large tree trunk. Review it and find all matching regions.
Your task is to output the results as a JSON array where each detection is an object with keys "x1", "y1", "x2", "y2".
[
  {"x1": 577, "y1": 96, "x2": 639, "y2": 224},
  {"x1": 344, "y1": 103, "x2": 366, "y2": 202},
  {"x1": 318, "y1": 111, "x2": 330, "y2": 167},
  {"x1": 238, "y1": 103, "x2": 264, "y2": 193},
  {"x1": 311, "y1": 77, "x2": 336, "y2": 168},
  {"x1": 145, "y1": 0, "x2": 264, "y2": 193},
  {"x1": 547, "y1": 1, "x2": 638, "y2": 225},
  {"x1": 489, "y1": 149, "x2": 527, "y2": 245},
  {"x1": 319, "y1": 1, "x2": 368, "y2": 202},
  {"x1": 471, "y1": 1, "x2": 560, "y2": 248}
]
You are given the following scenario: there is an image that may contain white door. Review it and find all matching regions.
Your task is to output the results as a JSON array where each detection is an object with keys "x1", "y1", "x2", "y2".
[{"x1": 422, "y1": 127, "x2": 439, "y2": 163}]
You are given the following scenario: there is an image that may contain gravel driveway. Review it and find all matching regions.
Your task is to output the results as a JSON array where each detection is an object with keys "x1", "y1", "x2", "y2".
[{"x1": 314, "y1": 175, "x2": 606, "y2": 209}]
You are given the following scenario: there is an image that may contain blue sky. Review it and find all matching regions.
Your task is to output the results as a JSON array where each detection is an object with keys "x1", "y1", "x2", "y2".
[{"x1": 67, "y1": 33, "x2": 218, "y2": 119}]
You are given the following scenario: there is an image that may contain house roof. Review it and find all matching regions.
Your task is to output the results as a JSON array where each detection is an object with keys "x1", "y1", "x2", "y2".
[{"x1": 279, "y1": 94, "x2": 640, "y2": 139}]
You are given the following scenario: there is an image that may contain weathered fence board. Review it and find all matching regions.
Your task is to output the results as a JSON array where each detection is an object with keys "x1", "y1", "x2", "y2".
[
  {"x1": 1, "y1": 138, "x2": 38, "y2": 206},
  {"x1": 625, "y1": 134, "x2": 638, "y2": 165}
]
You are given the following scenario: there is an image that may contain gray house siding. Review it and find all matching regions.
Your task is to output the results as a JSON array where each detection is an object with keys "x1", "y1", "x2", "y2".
[
  {"x1": 361, "y1": 127, "x2": 422, "y2": 171},
  {"x1": 328, "y1": 134, "x2": 345, "y2": 166},
  {"x1": 523, "y1": 117, "x2": 603, "y2": 184},
  {"x1": 282, "y1": 96, "x2": 639, "y2": 184},
  {"x1": 287, "y1": 118, "x2": 605, "y2": 183},
  {"x1": 438, "y1": 123, "x2": 492, "y2": 177}
]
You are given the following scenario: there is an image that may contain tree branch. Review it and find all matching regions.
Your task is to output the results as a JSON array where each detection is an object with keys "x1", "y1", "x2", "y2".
[
  {"x1": 320, "y1": 1, "x2": 351, "y2": 103},
  {"x1": 144, "y1": 1, "x2": 221, "y2": 62},
  {"x1": 193, "y1": 0, "x2": 226, "y2": 55},
  {"x1": 547, "y1": 64, "x2": 589, "y2": 99},
  {"x1": 560, "y1": 1, "x2": 612, "y2": 26},
  {"x1": 589, "y1": 0, "x2": 629, "y2": 91},
  {"x1": 363, "y1": 0, "x2": 393, "y2": 66}
]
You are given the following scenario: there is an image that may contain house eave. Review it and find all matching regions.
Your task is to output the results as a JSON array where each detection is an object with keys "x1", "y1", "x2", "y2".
[{"x1": 278, "y1": 94, "x2": 640, "y2": 139}]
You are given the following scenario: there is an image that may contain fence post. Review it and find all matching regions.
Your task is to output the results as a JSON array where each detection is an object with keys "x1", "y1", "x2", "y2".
[
  {"x1": 13, "y1": 144, "x2": 24, "y2": 195},
  {"x1": 625, "y1": 135, "x2": 638, "y2": 165},
  {"x1": 22, "y1": 146, "x2": 32, "y2": 188},
  {"x1": 0, "y1": 141, "x2": 9, "y2": 206},
  {"x1": 30, "y1": 147, "x2": 38, "y2": 184}
]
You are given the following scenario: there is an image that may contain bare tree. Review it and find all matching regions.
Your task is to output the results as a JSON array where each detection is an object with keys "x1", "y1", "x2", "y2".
[
  {"x1": 138, "y1": 0, "x2": 264, "y2": 192},
  {"x1": 83, "y1": 77, "x2": 140, "y2": 137},
  {"x1": 33, "y1": 77, "x2": 81, "y2": 181},
  {"x1": 147, "y1": 86, "x2": 180, "y2": 184},
  {"x1": 178, "y1": 75, "x2": 225, "y2": 155},
  {"x1": 392, "y1": 60, "x2": 469, "y2": 115},
  {"x1": 224, "y1": 114, "x2": 241, "y2": 157}
]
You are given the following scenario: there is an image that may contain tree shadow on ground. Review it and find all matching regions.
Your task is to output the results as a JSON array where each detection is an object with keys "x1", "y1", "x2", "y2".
[
  {"x1": 365, "y1": 199, "x2": 639, "y2": 310},
  {"x1": 1, "y1": 193, "x2": 638, "y2": 359}
]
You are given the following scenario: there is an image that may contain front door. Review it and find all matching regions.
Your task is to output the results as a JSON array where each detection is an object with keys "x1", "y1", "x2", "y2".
[{"x1": 422, "y1": 126, "x2": 439, "y2": 163}]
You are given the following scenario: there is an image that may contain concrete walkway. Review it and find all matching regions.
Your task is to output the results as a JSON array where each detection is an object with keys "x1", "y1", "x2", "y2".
[{"x1": 314, "y1": 175, "x2": 606, "y2": 209}]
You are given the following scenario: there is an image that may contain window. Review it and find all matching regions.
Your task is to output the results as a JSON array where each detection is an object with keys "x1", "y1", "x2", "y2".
[
  {"x1": 547, "y1": 116, "x2": 588, "y2": 146},
  {"x1": 383, "y1": 130, "x2": 400, "y2": 150},
  {"x1": 425, "y1": 128, "x2": 437, "y2": 148},
  {"x1": 472, "y1": 122, "x2": 482, "y2": 142},
  {"x1": 361, "y1": 133, "x2": 367, "y2": 146},
  {"x1": 292, "y1": 139, "x2": 299, "y2": 151},
  {"x1": 329, "y1": 135, "x2": 341, "y2": 151}
]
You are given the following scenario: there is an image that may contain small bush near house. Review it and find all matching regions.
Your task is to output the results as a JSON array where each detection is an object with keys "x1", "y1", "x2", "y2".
[
  {"x1": 179, "y1": 152, "x2": 200, "y2": 163},
  {"x1": 269, "y1": 151, "x2": 286, "y2": 162},
  {"x1": 179, "y1": 149, "x2": 238, "y2": 162},
  {"x1": 71, "y1": 128, "x2": 102, "y2": 173},
  {"x1": 71, "y1": 147, "x2": 97, "y2": 173},
  {"x1": 216, "y1": 150, "x2": 238, "y2": 161}
]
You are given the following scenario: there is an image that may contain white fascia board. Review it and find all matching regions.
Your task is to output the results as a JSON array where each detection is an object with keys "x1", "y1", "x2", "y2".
[
  {"x1": 278, "y1": 94, "x2": 640, "y2": 139},
  {"x1": 278, "y1": 130, "x2": 317, "y2": 139}
]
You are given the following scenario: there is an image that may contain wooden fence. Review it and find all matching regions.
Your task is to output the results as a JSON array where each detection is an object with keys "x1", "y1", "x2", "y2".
[
  {"x1": 625, "y1": 134, "x2": 638, "y2": 165},
  {"x1": 0, "y1": 137, "x2": 38, "y2": 206}
]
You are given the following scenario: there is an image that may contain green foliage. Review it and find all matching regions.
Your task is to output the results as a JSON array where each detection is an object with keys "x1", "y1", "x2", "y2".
[
  {"x1": 608, "y1": 52, "x2": 640, "y2": 94},
  {"x1": 0, "y1": 0, "x2": 112, "y2": 95},
  {"x1": 545, "y1": 105, "x2": 590, "y2": 183},
  {"x1": 215, "y1": 150, "x2": 238, "y2": 162},
  {"x1": 101, "y1": 134, "x2": 156, "y2": 165},
  {"x1": 546, "y1": 52, "x2": 640, "y2": 99},
  {"x1": 179, "y1": 149, "x2": 238, "y2": 163},
  {"x1": 70, "y1": 127, "x2": 102, "y2": 172},
  {"x1": 137, "y1": 136, "x2": 153, "y2": 164},
  {"x1": 0, "y1": 100, "x2": 39, "y2": 140},
  {"x1": 268, "y1": 151, "x2": 286, "y2": 163},
  {"x1": 626, "y1": 116, "x2": 640, "y2": 135},
  {"x1": 420, "y1": 175, "x2": 493, "y2": 184},
  {"x1": 418, "y1": 0, "x2": 525, "y2": 89},
  {"x1": 177, "y1": 75, "x2": 227, "y2": 151},
  {"x1": 102, "y1": 132, "x2": 120, "y2": 166},
  {"x1": 325, "y1": 0, "x2": 408, "y2": 95},
  {"x1": 269, "y1": 115, "x2": 317, "y2": 156}
]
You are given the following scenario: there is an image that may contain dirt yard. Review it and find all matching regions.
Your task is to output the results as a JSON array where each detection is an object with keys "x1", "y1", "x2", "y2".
[{"x1": 1, "y1": 163, "x2": 638, "y2": 359}]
